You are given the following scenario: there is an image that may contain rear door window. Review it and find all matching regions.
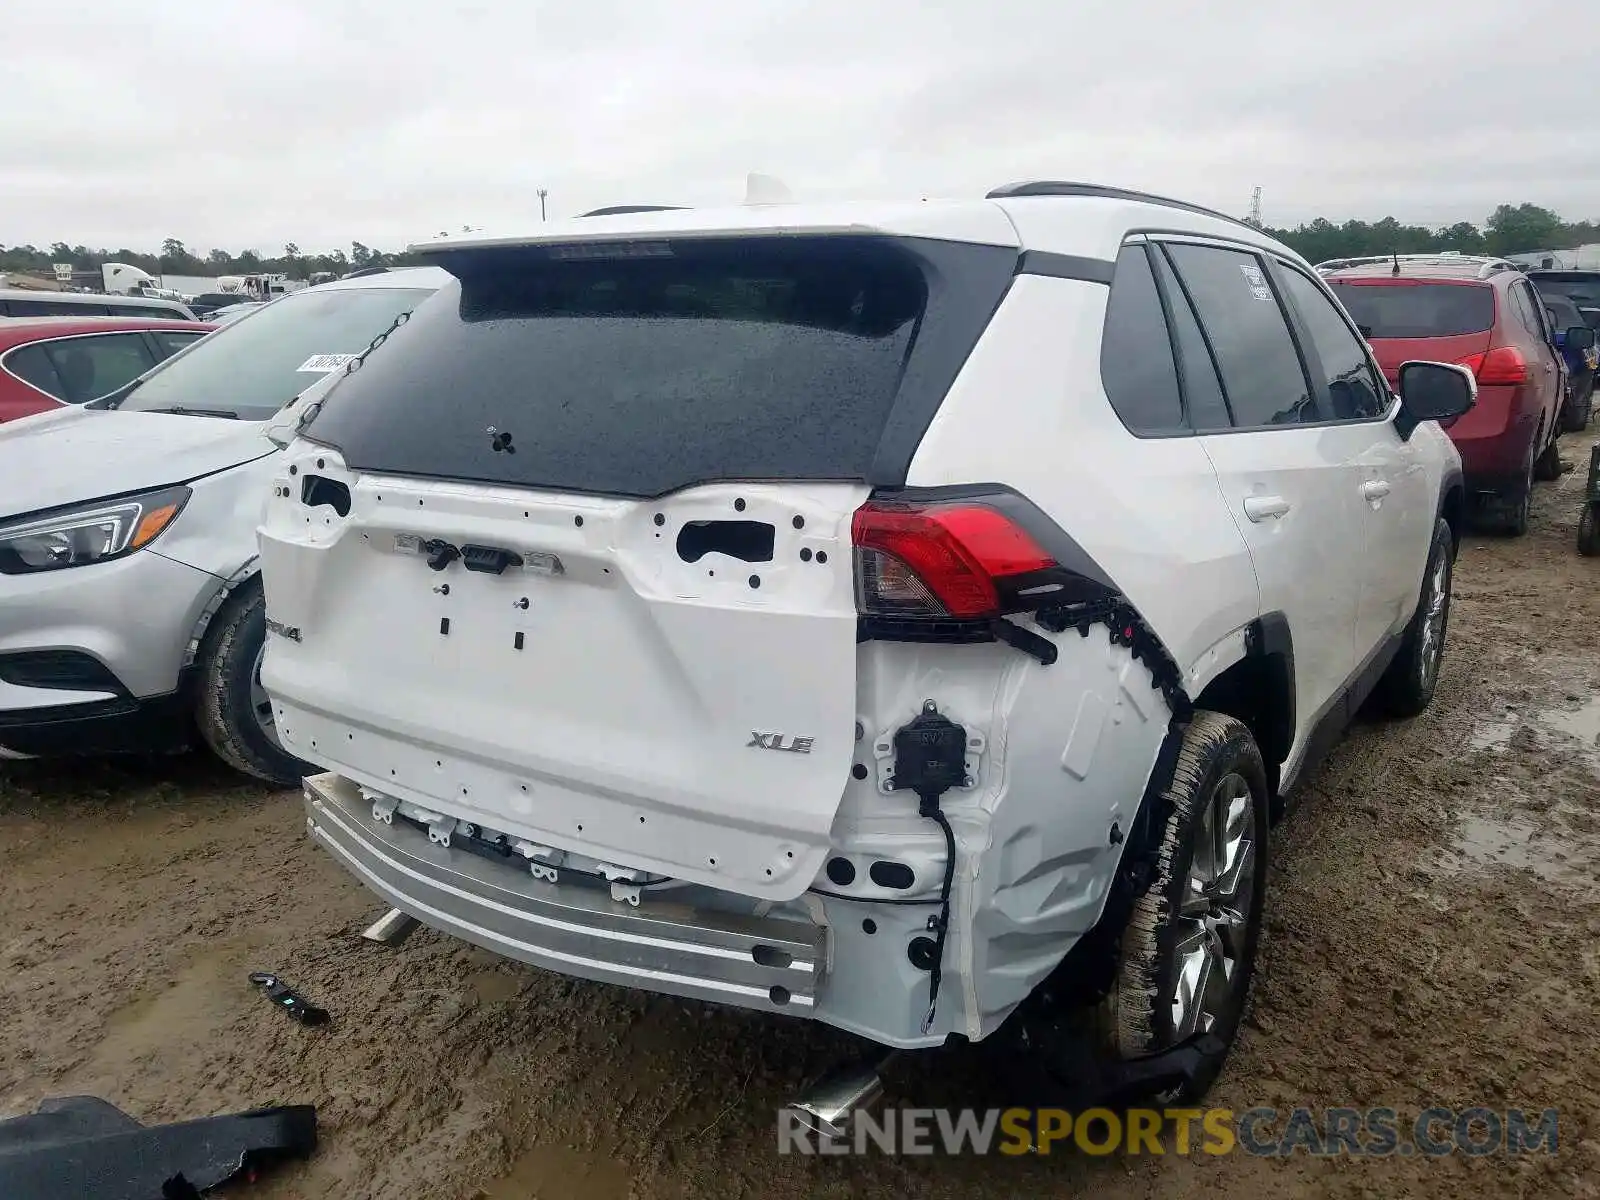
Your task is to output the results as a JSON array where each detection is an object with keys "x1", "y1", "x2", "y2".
[
  {"x1": 39, "y1": 333, "x2": 158, "y2": 403},
  {"x1": 1276, "y1": 266, "x2": 1388, "y2": 420},
  {"x1": 1099, "y1": 245, "x2": 1184, "y2": 434},
  {"x1": 1148, "y1": 248, "x2": 1233, "y2": 431},
  {"x1": 1510, "y1": 281, "x2": 1549, "y2": 342},
  {"x1": 1329, "y1": 281, "x2": 1494, "y2": 338},
  {"x1": 303, "y1": 237, "x2": 1012, "y2": 496},
  {"x1": 1162, "y1": 242, "x2": 1317, "y2": 428}
]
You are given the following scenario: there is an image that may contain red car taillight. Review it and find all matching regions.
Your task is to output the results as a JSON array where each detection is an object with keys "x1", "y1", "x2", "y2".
[
  {"x1": 852, "y1": 499, "x2": 1059, "y2": 620},
  {"x1": 1456, "y1": 346, "x2": 1528, "y2": 385}
]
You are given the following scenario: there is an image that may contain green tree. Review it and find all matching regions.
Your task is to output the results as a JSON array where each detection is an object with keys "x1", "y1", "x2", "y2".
[
  {"x1": 1485, "y1": 204, "x2": 1563, "y2": 257},
  {"x1": 1435, "y1": 222, "x2": 1485, "y2": 253}
]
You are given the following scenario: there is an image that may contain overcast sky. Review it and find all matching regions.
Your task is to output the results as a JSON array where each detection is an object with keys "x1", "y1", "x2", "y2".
[{"x1": 5, "y1": 0, "x2": 1594, "y2": 255}]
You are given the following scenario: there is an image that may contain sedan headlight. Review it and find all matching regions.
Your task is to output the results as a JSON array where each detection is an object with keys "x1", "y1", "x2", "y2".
[{"x1": 0, "y1": 486, "x2": 191, "y2": 575}]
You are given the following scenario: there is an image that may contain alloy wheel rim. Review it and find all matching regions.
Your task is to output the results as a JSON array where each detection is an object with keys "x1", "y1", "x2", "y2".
[
  {"x1": 1171, "y1": 771, "x2": 1256, "y2": 1042},
  {"x1": 1418, "y1": 554, "x2": 1449, "y2": 688}
]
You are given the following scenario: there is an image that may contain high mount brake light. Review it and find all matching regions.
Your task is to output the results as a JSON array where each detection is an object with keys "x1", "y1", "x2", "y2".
[
  {"x1": 852, "y1": 500, "x2": 1057, "y2": 620},
  {"x1": 1456, "y1": 346, "x2": 1529, "y2": 385}
]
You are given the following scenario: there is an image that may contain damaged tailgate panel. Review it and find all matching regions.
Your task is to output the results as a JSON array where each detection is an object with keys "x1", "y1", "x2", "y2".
[{"x1": 260, "y1": 460, "x2": 867, "y2": 901}]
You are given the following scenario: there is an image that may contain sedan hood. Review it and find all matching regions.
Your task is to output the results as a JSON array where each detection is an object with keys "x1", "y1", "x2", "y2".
[{"x1": 0, "y1": 406, "x2": 278, "y2": 521}]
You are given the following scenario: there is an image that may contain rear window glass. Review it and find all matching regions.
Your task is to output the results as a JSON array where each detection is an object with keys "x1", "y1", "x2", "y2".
[
  {"x1": 1544, "y1": 296, "x2": 1585, "y2": 331},
  {"x1": 304, "y1": 238, "x2": 936, "y2": 497},
  {"x1": 1533, "y1": 278, "x2": 1600, "y2": 317},
  {"x1": 1327, "y1": 281, "x2": 1494, "y2": 338}
]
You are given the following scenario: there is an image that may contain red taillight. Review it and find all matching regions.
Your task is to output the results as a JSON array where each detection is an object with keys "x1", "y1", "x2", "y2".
[
  {"x1": 1456, "y1": 346, "x2": 1528, "y2": 385},
  {"x1": 852, "y1": 501, "x2": 1055, "y2": 620}
]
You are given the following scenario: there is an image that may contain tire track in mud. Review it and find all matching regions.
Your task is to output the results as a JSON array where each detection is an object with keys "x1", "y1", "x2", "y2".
[{"x1": 2, "y1": 433, "x2": 1598, "y2": 1199}]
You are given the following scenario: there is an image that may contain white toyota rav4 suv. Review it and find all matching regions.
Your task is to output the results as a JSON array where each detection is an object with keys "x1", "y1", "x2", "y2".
[{"x1": 258, "y1": 184, "x2": 1472, "y2": 1111}]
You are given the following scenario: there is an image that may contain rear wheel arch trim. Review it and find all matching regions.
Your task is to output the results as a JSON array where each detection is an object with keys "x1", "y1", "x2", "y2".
[{"x1": 1187, "y1": 615, "x2": 1295, "y2": 799}]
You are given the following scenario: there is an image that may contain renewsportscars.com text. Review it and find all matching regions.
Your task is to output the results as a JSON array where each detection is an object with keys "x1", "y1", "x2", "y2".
[{"x1": 777, "y1": 1105, "x2": 1559, "y2": 1157}]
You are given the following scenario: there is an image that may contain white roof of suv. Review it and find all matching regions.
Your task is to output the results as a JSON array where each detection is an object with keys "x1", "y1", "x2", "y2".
[{"x1": 410, "y1": 182, "x2": 1290, "y2": 269}]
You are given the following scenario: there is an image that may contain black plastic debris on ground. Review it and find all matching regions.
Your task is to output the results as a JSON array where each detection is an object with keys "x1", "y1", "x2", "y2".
[
  {"x1": 248, "y1": 971, "x2": 330, "y2": 1026},
  {"x1": 0, "y1": 1095, "x2": 316, "y2": 1200}
]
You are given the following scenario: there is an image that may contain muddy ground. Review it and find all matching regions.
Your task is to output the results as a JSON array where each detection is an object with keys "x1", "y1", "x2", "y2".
[{"x1": 4, "y1": 436, "x2": 1600, "y2": 1200}]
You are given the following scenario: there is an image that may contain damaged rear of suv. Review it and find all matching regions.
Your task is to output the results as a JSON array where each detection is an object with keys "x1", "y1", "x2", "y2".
[{"x1": 259, "y1": 188, "x2": 1467, "y2": 1106}]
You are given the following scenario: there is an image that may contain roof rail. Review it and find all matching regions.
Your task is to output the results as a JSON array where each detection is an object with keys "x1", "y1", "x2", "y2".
[
  {"x1": 1317, "y1": 253, "x2": 1519, "y2": 279},
  {"x1": 578, "y1": 205, "x2": 688, "y2": 217},
  {"x1": 985, "y1": 181, "x2": 1256, "y2": 232},
  {"x1": 339, "y1": 266, "x2": 390, "y2": 280}
]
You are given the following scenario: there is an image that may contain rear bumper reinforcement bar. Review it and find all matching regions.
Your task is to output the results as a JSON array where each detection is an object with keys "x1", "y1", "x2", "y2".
[{"x1": 303, "y1": 772, "x2": 824, "y2": 1012}]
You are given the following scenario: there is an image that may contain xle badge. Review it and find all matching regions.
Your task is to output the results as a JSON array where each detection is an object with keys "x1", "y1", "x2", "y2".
[{"x1": 748, "y1": 732, "x2": 815, "y2": 754}]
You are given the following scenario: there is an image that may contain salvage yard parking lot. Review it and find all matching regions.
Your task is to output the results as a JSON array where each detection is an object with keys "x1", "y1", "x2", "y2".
[{"x1": 3, "y1": 435, "x2": 1599, "y2": 1200}]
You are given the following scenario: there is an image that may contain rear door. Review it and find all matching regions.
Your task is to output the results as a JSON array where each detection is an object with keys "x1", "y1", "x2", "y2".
[
  {"x1": 1275, "y1": 261, "x2": 1434, "y2": 656},
  {"x1": 258, "y1": 234, "x2": 1017, "y2": 901},
  {"x1": 1151, "y1": 239, "x2": 1369, "y2": 758},
  {"x1": 1508, "y1": 278, "x2": 1562, "y2": 426}
]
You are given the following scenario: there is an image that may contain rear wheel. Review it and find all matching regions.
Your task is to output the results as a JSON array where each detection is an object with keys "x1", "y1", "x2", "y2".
[
  {"x1": 1534, "y1": 424, "x2": 1562, "y2": 481},
  {"x1": 1561, "y1": 380, "x2": 1593, "y2": 433},
  {"x1": 1497, "y1": 448, "x2": 1536, "y2": 537},
  {"x1": 1579, "y1": 505, "x2": 1600, "y2": 557},
  {"x1": 1369, "y1": 518, "x2": 1453, "y2": 718},
  {"x1": 1096, "y1": 712, "x2": 1270, "y2": 1102},
  {"x1": 193, "y1": 580, "x2": 312, "y2": 786}
]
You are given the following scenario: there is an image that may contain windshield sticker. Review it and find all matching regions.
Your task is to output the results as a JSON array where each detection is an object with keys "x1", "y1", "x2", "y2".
[
  {"x1": 1239, "y1": 263, "x2": 1273, "y2": 302},
  {"x1": 296, "y1": 353, "x2": 357, "y2": 373}
]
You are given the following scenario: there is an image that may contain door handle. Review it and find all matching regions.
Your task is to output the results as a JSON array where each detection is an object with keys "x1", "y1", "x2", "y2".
[
  {"x1": 1361, "y1": 480, "x2": 1391, "y2": 502},
  {"x1": 1242, "y1": 495, "x2": 1292, "y2": 522}
]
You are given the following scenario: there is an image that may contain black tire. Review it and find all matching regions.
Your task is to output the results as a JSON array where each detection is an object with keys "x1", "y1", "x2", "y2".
[
  {"x1": 1097, "y1": 711, "x2": 1270, "y2": 1102},
  {"x1": 1534, "y1": 426, "x2": 1562, "y2": 482},
  {"x1": 193, "y1": 580, "x2": 311, "y2": 786},
  {"x1": 1368, "y1": 518, "x2": 1454, "y2": 719},
  {"x1": 1579, "y1": 505, "x2": 1600, "y2": 557},
  {"x1": 1561, "y1": 382, "x2": 1593, "y2": 434},
  {"x1": 1494, "y1": 448, "x2": 1535, "y2": 537}
]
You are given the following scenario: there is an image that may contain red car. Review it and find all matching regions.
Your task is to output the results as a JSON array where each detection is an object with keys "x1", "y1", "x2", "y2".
[
  {"x1": 0, "y1": 315, "x2": 216, "y2": 423},
  {"x1": 1323, "y1": 255, "x2": 1566, "y2": 535}
]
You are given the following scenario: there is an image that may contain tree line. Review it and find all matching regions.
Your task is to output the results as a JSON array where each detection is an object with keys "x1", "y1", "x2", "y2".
[
  {"x1": 3, "y1": 203, "x2": 1597, "y2": 283},
  {"x1": 0, "y1": 236, "x2": 433, "y2": 282},
  {"x1": 1263, "y1": 203, "x2": 1599, "y2": 264}
]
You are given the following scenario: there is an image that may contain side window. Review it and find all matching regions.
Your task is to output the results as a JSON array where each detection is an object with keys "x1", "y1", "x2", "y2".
[
  {"x1": 2, "y1": 344, "x2": 67, "y2": 399},
  {"x1": 2, "y1": 298, "x2": 68, "y2": 318},
  {"x1": 40, "y1": 334, "x2": 158, "y2": 403},
  {"x1": 151, "y1": 330, "x2": 207, "y2": 358},
  {"x1": 109, "y1": 304, "x2": 185, "y2": 320},
  {"x1": 1099, "y1": 245, "x2": 1184, "y2": 434},
  {"x1": 1276, "y1": 266, "x2": 1387, "y2": 420},
  {"x1": 1508, "y1": 284, "x2": 1542, "y2": 341},
  {"x1": 1150, "y1": 248, "x2": 1234, "y2": 432},
  {"x1": 1517, "y1": 282, "x2": 1550, "y2": 341},
  {"x1": 1163, "y1": 243, "x2": 1317, "y2": 428}
]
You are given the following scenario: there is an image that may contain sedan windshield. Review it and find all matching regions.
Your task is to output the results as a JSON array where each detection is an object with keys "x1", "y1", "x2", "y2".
[{"x1": 112, "y1": 285, "x2": 435, "y2": 420}]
